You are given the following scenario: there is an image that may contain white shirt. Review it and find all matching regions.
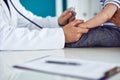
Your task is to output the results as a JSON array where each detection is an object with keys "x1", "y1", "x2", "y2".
[{"x1": 0, "y1": 0, "x2": 65, "y2": 50}]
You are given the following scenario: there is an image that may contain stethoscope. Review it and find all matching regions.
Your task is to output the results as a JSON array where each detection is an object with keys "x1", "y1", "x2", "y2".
[{"x1": 9, "y1": 0, "x2": 43, "y2": 29}]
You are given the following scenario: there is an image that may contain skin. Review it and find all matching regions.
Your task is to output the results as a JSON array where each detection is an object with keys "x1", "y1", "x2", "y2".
[
  {"x1": 58, "y1": 3, "x2": 119, "y2": 43},
  {"x1": 58, "y1": 8, "x2": 76, "y2": 26},
  {"x1": 110, "y1": 8, "x2": 120, "y2": 27},
  {"x1": 78, "y1": 3, "x2": 118, "y2": 29},
  {"x1": 58, "y1": 8, "x2": 89, "y2": 43},
  {"x1": 63, "y1": 20, "x2": 88, "y2": 43}
]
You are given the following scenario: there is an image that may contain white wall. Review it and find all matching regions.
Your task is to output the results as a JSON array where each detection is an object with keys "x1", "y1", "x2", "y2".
[
  {"x1": 56, "y1": 0, "x2": 63, "y2": 16},
  {"x1": 67, "y1": 0, "x2": 101, "y2": 21}
]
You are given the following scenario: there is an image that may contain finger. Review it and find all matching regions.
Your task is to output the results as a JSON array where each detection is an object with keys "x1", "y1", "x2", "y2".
[
  {"x1": 77, "y1": 23, "x2": 89, "y2": 29},
  {"x1": 60, "y1": 13, "x2": 72, "y2": 24},
  {"x1": 68, "y1": 17, "x2": 75, "y2": 22},
  {"x1": 71, "y1": 20, "x2": 84, "y2": 26},
  {"x1": 75, "y1": 34, "x2": 82, "y2": 41},
  {"x1": 61, "y1": 8, "x2": 76, "y2": 21},
  {"x1": 69, "y1": 13, "x2": 76, "y2": 21},
  {"x1": 64, "y1": 13, "x2": 72, "y2": 20},
  {"x1": 77, "y1": 27, "x2": 89, "y2": 33},
  {"x1": 62, "y1": 8, "x2": 71, "y2": 17},
  {"x1": 71, "y1": 12, "x2": 76, "y2": 16}
]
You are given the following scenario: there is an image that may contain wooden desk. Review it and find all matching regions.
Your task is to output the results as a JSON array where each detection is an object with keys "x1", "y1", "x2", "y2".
[{"x1": 0, "y1": 48, "x2": 120, "y2": 80}]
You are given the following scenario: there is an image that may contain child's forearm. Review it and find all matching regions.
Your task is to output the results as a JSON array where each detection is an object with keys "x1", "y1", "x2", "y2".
[{"x1": 81, "y1": 3, "x2": 118, "y2": 28}]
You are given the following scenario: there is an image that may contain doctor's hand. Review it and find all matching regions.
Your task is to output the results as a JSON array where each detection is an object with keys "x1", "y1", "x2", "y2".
[
  {"x1": 58, "y1": 8, "x2": 76, "y2": 26},
  {"x1": 63, "y1": 20, "x2": 88, "y2": 43}
]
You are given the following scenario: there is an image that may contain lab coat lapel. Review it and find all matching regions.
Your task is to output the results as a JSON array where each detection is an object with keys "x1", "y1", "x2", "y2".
[
  {"x1": 8, "y1": 0, "x2": 17, "y2": 27},
  {"x1": 1, "y1": 0, "x2": 11, "y2": 20},
  {"x1": 0, "y1": 0, "x2": 2, "y2": 3}
]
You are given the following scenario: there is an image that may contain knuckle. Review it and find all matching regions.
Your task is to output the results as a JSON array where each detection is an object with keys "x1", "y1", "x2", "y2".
[
  {"x1": 75, "y1": 37, "x2": 79, "y2": 41},
  {"x1": 76, "y1": 34, "x2": 80, "y2": 40}
]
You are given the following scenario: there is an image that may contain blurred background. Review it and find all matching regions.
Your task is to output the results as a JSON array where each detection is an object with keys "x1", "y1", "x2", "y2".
[{"x1": 20, "y1": 0, "x2": 101, "y2": 21}]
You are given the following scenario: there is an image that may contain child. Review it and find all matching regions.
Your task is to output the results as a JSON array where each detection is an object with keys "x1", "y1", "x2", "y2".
[
  {"x1": 65, "y1": 0, "x2": 120, "y2": 47},
  {"x1": 110, "y1": 8, "x2": 120, "y2": 27},
  {"x1": 79, "y1": 0, "x2": 120, "y2": 29}
]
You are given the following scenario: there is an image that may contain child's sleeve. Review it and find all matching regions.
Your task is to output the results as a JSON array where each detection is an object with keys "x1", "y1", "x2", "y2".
[{"x1": 104, "y1": 0, "x2": 120, "y2": 8}]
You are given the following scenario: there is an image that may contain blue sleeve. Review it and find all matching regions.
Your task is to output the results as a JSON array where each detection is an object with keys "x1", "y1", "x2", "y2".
[{"x1": 104, "y1": 0, "x2": 120, "y2": 8}]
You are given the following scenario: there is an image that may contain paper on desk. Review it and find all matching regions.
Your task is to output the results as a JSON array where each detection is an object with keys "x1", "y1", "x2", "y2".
[{"x1": 13, "y1": 56, "x2": 120, "y2": 80}]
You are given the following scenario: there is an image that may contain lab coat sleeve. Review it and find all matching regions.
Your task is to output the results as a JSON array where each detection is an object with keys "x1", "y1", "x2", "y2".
[
  {"x1": 0, "y1": 23, "x2": 65, "y2": 50},
  {"x1": 0, "y1": 11, "x2": 65, "y2": 50},
  {"x1": 15, "y1": 0, "x2": 60, "y2": 29}
]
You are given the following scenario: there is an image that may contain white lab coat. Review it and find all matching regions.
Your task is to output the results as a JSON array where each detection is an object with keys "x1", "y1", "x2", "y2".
[{"x1": 0, "y1": 0, "x2": 65, "y2": 50}]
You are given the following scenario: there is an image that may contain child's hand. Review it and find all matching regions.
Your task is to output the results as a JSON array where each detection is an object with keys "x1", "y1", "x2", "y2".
[
  {"x1": 58, "y1": 8, "x2": 76, "y2": 26},
  {"x1": 77, "y1": 22, "x2": 89, "y2": 34},
  {"x1": 78, "y1": 23, "x2": 89, "y2": 29},
  {"x1": 110, "y1": 9, "x2": 120, "y2": 27}
]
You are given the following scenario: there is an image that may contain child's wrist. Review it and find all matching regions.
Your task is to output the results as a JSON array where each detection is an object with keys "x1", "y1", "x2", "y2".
[{"x1": 80, "y1": 23, "x2": 89, "y2": 29}]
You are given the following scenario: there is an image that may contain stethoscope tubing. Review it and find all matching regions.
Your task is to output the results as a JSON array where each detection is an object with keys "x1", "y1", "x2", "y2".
[{"x1": 9, "y1": 0, "x2": 43, "y2": 29}]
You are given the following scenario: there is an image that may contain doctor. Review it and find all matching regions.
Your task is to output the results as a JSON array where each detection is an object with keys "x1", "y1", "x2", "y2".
[{"x1": 0, "y1": 0, "x2": 89, "y2": 50}]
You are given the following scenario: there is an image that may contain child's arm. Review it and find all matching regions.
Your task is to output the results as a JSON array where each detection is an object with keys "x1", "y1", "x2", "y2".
[
  {"x1": 79, "y1": 3, "x2": 118, "y2": 29},
  {"x1": 110, "y1": 9, "x2": 120, "y2": 27}
]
